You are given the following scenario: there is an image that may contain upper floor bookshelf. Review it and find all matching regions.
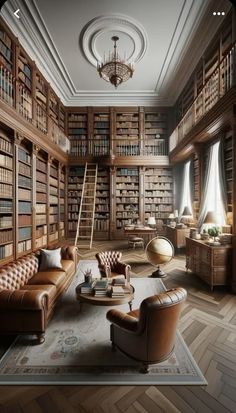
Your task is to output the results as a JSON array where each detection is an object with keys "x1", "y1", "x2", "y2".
[{"x1": 0, "y1": 18, "x2": 69, "y2": 154}]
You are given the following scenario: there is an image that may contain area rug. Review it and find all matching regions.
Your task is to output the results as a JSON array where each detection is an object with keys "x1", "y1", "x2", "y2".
[{"x1": 0, "y1": 260, "x2": 207, "y2": 385}]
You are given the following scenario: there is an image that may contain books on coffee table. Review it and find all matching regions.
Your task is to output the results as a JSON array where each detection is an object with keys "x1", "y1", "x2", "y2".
[
  {"x1": 93, "y1": 279, "x2": 108, "y2": 296},
  {"x1": 112, "y1": 278, "x2": 126, "y2": 286},
  {"x1": 111, "y1": 286, "x2": 125, "y2": 297}
]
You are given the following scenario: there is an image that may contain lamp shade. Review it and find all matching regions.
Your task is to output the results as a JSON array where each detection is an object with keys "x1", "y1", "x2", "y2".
[
  {"x1": 147, "y1": 217, "x2": 156, "y2": 225},
  {"x1": 182, "y1": 206, "x2": 192, "y2": 217},
  {"x1": 168, "y1": 213, "x2": 175, "y2": 219},
  {"x1": 204, "y1": 211, "x2": 217, "y2": 224}
]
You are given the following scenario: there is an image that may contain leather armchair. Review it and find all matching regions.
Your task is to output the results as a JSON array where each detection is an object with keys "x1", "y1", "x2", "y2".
[
  {"x1": 106, "y1": 287, "x2": 187, "y2": 373},
  {"x1": 95, "y1": 251, "x2": 131, "y2": 282}
]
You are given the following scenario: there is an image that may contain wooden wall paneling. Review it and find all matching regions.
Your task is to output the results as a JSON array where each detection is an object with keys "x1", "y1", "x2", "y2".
[{"x1": 232, "y1": 107, "x2": 236, "y2": 292}]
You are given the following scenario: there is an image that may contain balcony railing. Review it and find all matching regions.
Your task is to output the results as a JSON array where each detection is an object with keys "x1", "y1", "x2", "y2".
[
  {"x1": 69, "y1": 138, "x2": 168, "y2": 157},
  {"x1": 169, "y1": 43, "x2": 235, "y2": 153},
  {"x1": 0, "y1": 66, "x2": 70, "y2": 154}
]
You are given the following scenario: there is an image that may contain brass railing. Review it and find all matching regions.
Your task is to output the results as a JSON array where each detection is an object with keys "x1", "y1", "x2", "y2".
[{"x1": 169, "y1": 43, "x2": 235, "y2": 153}]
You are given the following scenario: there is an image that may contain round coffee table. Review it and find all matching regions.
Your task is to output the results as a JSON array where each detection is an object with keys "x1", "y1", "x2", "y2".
[{"x1": 76, "y1": 284, "x2": 135, "y2": 311}]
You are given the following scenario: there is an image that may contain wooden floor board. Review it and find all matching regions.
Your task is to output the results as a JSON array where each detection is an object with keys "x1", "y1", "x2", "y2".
[{"x1": 0, "y1": 240, "x2": 236, "y2": 413}]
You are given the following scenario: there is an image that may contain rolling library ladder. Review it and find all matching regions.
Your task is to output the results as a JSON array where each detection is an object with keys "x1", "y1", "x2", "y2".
[{"x1": 74, "y1": 163, "x2": 98, "y2": 249}]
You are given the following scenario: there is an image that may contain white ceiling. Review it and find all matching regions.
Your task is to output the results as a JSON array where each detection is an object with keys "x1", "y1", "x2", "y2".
[{"x1": 2, "y1": 0, "x2": 232, "y2": 106}]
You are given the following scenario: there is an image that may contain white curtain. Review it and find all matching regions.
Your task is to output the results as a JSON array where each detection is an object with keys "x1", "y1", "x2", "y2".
[
  {"x1": 179, "y1": 160, "x2": 192, "y2": 217},
  {"x1": 198, "y1": 141, "x2": 226, "y2": 229}
]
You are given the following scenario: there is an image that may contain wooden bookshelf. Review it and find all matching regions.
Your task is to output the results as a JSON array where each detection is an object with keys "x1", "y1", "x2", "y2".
[
  {"x1": 59, "y1": 165, "x2": 65, "y2": 239},
  {"x1": 17, "y1": 142, "x2": 32, "y2": 256},
  {"x1": 35, "y1": 151, "x2": 48, "y2": 249},
  {"x1": 18, "y1": 50, "x2": 33, "y2": 121},
  {"x1": 144, "y1": 111, "x2": 168, "y2": 156},
  {"x1": 0, "y1": 25, "x2": 13, "y2": 72},
  {"x1": 115, "y1": 112, "x2": 140, "y2": 156},
  {"x1": 115, "y1": 167, "x2": 139, "y2": 231},
  {"x1": 144, "y1": 167, "x2": 173, "y2": 230},
  {"x1": 35, "y1": 71, "x2": 47, "y2": 133},
  {"x1": 94, "y1": 167, "x2": 110, "y2": 238},
  {"x1": 48, "y1": 161, "x2": 59, "y2": 244},
  {"x1": 91, "y1": 112, "x2": 110, "y2": 156},
  {"x1": 0, "y1": 130, "x2": 14, "y2": 263},
  {"x1": 49, "y1": 90, "x2": 59, "y2": 124},
  {"x1": 59, "y1": 105, "x2": 65, "y2": 132},
  {"x1": 67, "y1": 166, "x2": 84, "y2": 238},
  {"x1": 68, "y1": 112, "x2": 88, "y2": 156},
  {"x1": 193, "y1": 154, "x2": 200, "y2": 217}
]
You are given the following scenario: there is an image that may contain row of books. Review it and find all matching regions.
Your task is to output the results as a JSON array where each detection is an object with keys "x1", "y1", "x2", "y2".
[
  {"x1": 18, "y1": 201, "x2": 31, "y2": 214},
  {"x1": 36, "y1": 192, "x2": 47, "y2": 203},
  {"x1": 0, "y1": 243, "x2": 13, "y2": 258},
  {"x1": 49, "y1": 215, "x2": 58, "y2": 224},
  {"x1": 50, "y1": 176, "x2": 58, "y2": 187},
  {"x1": 0, "y1": 39, "x2": 12, "y2": 62},
  {"x1": 18, "y1": 239, "x2": 31, "y2": 253},
  {"x1": 18, "y1": 147, "x2": 31, "y2": 164},
  {"x1": 94, "y1": 219, "x2": 109, "y2": 231},
  {"x1": 36, "y1": 204, "x2": 46, "y2": 213},
  {"x1": 0, "y1": 137, "x2": 13, "y2": 154},
  {"x1": 145, "y1": 177, "x2": 172, "y2": 183},
  {"x1": 116, "y1": 115, "x2": 138, "y2": 122},
  {"x1": 0, "y1": 199, "x2": 12, "y2": 212},
  {"x1": 145, "y1": 183, "x2": 172, "y2": 190},
  {"x1": 50, "y1": 167, "x2": 58, "y2": 179},
  {"x1": 68, "y1": 114, "x2": 87, "y2": 121},
  {"x1": 0, "y1": 216, "x2": 12, "y2": 228},
  {"x1": 49, "y1": 195, "x2": 58, "y2": 204},
  {"x1": 36, "y1": 171, "x2": 46, "y2": 183},
  {"x1": 50, "y1": 187, "x2": 58, "y2": 196},
  {"x1": 18, "y1": 175, "x2": 31, "y2": 189},
  {"x1": 145, "y1": 197, "x2": 173, "y2": 203},
  {"x1": 49, "y1": 231, "x2": 58, "y2": 242},
  {"x1": 50, "y1": 206, "x2": 58, "y2": 214},
  {"x1": 19, "y1": 162, "x2": 31, "y2": 176},
  {"x1": 145, "y1": 205, "x2": 173, "y2": 212},
  {"x1": 18, "y1": 215, "x2": 31, "y2": 226},
  {"x1": 36, "y1": 225, "x2": 47, "y2": 238},
  {"x1": 0, "y1": 229, "x2": 13, "y2": 243},
  {"x1": 0, "y1": 183, "x2": 12, "y2": 197},
  {"x1": 0, "y1": 167, "x2": 12, "y2": 183},
  {"x1": 0, "y1": 154, "x2": 12, "y2": 169},
  {"x1": 18, "y1": 188, "x2": 31, "y2": 201},
  {"x1": 18, "y1": 227, "x2": 31, "y2": 241},
  {"x1": 35, "y1": 235, "x2": 47, "y2": 249},
  {"x1": 145, "y1": 190, "x2": 172, "y2": 197},
  {"x1": 36, "y1": 158, "x2": 47, "y2": 172},
  {"x1": 36, "y1": 215, "x2": 47, "y2": 225}
]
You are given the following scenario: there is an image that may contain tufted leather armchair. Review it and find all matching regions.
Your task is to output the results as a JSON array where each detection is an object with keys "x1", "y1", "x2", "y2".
[
  {"x1": 95, "y1": 251, "x2": 131, "y2": 282},
  {"x1": 0, "y1": 246, "x2": 76, "y2": 344},
  {"x1": 106, "y1": 287, "x2": 187, "y2": 373}
]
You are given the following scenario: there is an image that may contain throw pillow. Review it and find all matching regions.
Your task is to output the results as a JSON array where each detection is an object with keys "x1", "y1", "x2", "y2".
[{"x1": 39, "y1": 248, "x2": 62, "y2": 271}]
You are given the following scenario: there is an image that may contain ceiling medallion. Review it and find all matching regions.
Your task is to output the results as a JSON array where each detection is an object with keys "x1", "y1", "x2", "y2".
[
  {"x1": 81, "y1": 14, "x2": 148, "y2": 71},
  {"x1": 97, "y1": 35, "x2": 134, "y2": 88}
]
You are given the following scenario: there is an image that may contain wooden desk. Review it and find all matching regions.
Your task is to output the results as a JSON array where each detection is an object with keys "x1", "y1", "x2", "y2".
[
  {"x1": 185, "y1": 237, "x2": 232, "y2": 290},
  {"x1": 166, "y1": 226, "x2": 190, "y2": 249},
  {"x1": 124, "y1": 227, "x2": 157, "y2": 243}
]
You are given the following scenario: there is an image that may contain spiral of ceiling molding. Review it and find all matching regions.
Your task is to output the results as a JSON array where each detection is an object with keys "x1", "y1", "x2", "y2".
[{"x1": 81, "y1": 14, "x2": 148, "y2": 67}]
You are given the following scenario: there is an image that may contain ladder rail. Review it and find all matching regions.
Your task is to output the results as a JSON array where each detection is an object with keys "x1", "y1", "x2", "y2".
[{"x1": 89, "y1": 164, "x2": 98, "y2": 249}]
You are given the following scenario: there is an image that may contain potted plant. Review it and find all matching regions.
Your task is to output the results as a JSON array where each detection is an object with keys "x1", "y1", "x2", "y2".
[{"x1": 207, "y1": 226, "x2": 220, "y2": 243}]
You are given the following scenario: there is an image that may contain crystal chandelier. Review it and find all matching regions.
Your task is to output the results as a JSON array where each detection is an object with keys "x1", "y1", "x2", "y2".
[{"x1": 97, "y1": 36, "x2": 134, "y2": 88}]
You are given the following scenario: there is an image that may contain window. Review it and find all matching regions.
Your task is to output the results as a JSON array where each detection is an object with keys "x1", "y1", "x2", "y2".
[{"x1": 179, "y1": 160, "x2": 192, "y2": 217}]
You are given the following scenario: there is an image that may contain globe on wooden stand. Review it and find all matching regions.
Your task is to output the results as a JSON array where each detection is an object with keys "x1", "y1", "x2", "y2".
[{"x1": 146, "y1": 236, "x2": 174, "y2": 278}]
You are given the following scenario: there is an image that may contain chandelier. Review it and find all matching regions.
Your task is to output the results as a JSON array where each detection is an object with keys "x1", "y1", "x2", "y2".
[{"x1": 97, "y1": 36, "x2": 134, "y2": 88}]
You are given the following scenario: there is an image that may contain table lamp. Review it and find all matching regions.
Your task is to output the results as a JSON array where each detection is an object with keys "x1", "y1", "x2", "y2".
[
  {"x1": 147, "y1": 216, "x2": 156, "y2": 228},
  {"x1": 181, "y1": 206, "x2": 192, "y2": 226},
  {"x1": 203, "y1": 211, "x2": 216, "y2": 225}
]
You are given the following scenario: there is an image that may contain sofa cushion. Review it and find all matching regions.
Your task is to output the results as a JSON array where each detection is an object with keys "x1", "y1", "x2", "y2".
[
  {"x1": 0, "y1": 254, "x2": 39, "y2": 290},
  {"x1": 61, "y1": 260, "x2": 74, "y2": 275},
  {"x1": 39, "y1": 248, "x2": 62, "y2": 271},
  {"x1": 21, "y1": 284, "x2": 57, "y2": 308},
  {"x1": 28, "y1": 271, "x2": 66, "y2": 287}
]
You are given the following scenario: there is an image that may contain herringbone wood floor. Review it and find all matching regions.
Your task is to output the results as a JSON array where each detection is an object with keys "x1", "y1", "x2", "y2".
[{"x1": 0, "y1": 240, "x2": 236, "y2": 413}]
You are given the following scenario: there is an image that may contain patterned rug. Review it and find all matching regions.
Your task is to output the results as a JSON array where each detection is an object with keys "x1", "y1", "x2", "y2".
[{"x1": 0, "y1": 260, "x2": 207, "y2": 385}]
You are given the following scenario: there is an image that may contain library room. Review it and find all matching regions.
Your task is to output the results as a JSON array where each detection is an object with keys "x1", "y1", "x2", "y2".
[{"x1": 0, "y1": 0, "x2": 235, "y2": 411}]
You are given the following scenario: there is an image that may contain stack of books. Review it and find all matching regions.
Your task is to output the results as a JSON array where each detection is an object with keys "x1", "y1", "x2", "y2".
[
  {"x1": 79, "y1": 281, "x2": 93, "y2": 294},
  {"x1": 111, "y1": 286, "x2": 125, "y2": 298},
  {"x1": 93, "y1": 279, "x2": 108, "y2": 296},
  {"x1": 112, "y1": 278, "x2": 126, "y2": 286}
]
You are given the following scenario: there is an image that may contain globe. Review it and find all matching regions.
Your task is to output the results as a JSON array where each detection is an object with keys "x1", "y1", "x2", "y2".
[{"x1": 146, "y1": 236, "x2": 174, "y2": 277}]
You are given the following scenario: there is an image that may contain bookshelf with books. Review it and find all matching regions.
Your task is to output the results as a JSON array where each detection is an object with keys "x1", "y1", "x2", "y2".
[
  {"x1": 224, "y1": 132, "x2": 233, "y2": 215},
  {"x1": 59, "y1": 165, "x2": 65, "y2": 239},
  {"x1": 0, "y1": 22, "x2": 14, "y2": 106},
  {"x1": 115, "y1": 111, "x2": 140, "y2": 156},
  {"x1": 94, "y1": 167, "x2": 110, "y2": 239},
  {"x1": 49, "y1": 90, "x2": 59, "y2": 125},
  {"x1": 35, "y1": 151, "x2": 48, "y2": 249},
  {"x1": 67, "y1": 166, "x2": 85, "y2": 238},
  {"x1": 193, "y1": 153, "x2": 200, "y2": 218},
  {"x1": 115, "y1": 167, "x2": 140, "y2": 234},
  {"x1": 17, "y1": 141, "x2": 32, "y2": 256},
  {"x1": 35, "y1": 71, "x2": 47, "y2": 133},
  {"x1": 144, "y1": 167, "x2": 173, "y2": 231},
  {"x1": 68, "y1": 112, "x2": 88, "y2": 157},
  {"x1": 144, "y1": 111, "x2": 168, "y2": 156},
  {"x1": 0, "y1": 129, "x2": 14, "y2": 263},
  {"x1": 17, "y1": 49, "x2": 33, "y2": 121},
  {"x1": 59, "y1": 105, "x2": 66, "y2": 132},
  {"x1": 48, "y1": 160, "x2": 59, "y2": 244},
  {"x1": 90, "y1": 112, "x2": 110, "y2": 156}
]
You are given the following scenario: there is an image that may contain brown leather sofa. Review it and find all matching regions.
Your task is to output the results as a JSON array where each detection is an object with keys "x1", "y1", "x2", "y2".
[
  {"x1": 0, "y1": 245, "x2": 76, "y2": 344},
  {"x1": 95, "y1": 251, "x2": 131, "y2": 281},
  {"x1": 107, "y1": 287, "x2": 187, "y2": 373}
]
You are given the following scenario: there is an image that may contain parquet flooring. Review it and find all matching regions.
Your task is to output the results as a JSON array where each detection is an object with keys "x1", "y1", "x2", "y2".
[{"x1": 0, "y1": 240, "x2": 235, "y2": 413}]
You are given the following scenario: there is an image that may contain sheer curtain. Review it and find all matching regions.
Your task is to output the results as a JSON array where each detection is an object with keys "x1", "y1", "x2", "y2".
[
  {"x1": 179, "y1": 160, "x2": 192, "y2": 217},
  {"x1": 198, "y1": 141, "x2": 226, "y2": 229}
]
